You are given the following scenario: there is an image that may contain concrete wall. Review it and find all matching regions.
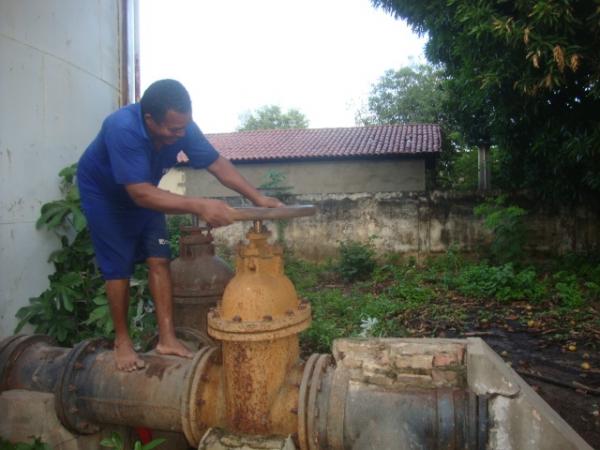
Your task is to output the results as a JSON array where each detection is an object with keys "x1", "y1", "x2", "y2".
[
  {"x1": 177, "y1": 158, "x2": 426, "y2": 197},
  {"x1": 0, "y1": 0, "x2": 124, "y2": 336},
  {"x1": 206, "y1": 191, "x2": 600, "y2": 261}
]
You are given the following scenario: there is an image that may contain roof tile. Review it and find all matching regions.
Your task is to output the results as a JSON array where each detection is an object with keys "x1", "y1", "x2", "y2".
[{"x1": 206, "y1": 124, "x2": 441, "y2": 161}]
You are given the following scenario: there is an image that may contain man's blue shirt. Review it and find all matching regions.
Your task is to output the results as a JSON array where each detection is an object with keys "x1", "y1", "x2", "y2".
[{"x1": 77, "y1": 103, "x2": 219, "y2": 209}]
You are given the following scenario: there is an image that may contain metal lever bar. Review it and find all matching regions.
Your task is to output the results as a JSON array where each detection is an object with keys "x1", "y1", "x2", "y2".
[{"x1": 230, "y1": 205, "x2": 316, "y2": 222}]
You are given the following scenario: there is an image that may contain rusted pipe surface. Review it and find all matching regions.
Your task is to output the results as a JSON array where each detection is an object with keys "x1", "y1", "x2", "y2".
[{"x1": 0, "y1": 335, "x2": 64, "y2": 393}]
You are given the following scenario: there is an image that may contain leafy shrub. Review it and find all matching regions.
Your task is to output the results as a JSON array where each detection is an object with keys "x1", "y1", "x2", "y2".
[
  {"x1": 336, "y1": 239, "x2": 377, "y2": 282},
  {"x1": 15, "y1": 164, "x2": 155, "y2": 348},
  {"x1": 301, "y1": 289, "x2": 358, "y2": 353},
  {"x1": 474, "y1": 195, "x2": 527, "y2": 264},
  {"x1": 552, "y1": 271, "x2": 585, "y2": 309},
  {"x1": 453, "y1": 263, "x2": 547, "y2": 302}
]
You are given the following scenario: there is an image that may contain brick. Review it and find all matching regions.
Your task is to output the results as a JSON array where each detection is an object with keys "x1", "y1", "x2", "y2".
[
  {"x1": 433, "y1": 352, "x2": 458, "y2": 367},
  {"x1": 394, "y1": 354, "x2": 434, "y2": 370},
  {"x1": 431, "y1": 369, "x2": 459, "y2": 386}
]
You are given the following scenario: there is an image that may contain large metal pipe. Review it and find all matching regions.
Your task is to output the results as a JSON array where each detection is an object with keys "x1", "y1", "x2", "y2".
[
  {"x1": 1, "y1": 335, "x2": 491, "y2": 449},
  {"x1": 1, "y1": 208, "x2": 496, "y2": 449}
]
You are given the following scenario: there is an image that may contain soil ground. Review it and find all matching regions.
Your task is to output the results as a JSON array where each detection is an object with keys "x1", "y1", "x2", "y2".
[{"x1": 408, "y1": 307, "x2": 600, "y2": 448}]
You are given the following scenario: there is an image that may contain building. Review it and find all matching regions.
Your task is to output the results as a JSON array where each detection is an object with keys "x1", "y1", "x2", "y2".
[{"x1": 176, "y1": 124, "x2": 441, "y2": 198}]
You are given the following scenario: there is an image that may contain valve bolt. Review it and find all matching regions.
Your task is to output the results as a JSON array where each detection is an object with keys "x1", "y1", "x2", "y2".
[
  {"x1": 233, "y1": 315, "x2": 242, "y2": 322},
  {"x1": 196, "y1": 398, "x2": 205, "y2": 407},
  {"x1": 263, "y1": 315, "x2": 273, "y2": 321},
  {"x1": 290, "y1": 407, "x2": 298, "y2": 415}
]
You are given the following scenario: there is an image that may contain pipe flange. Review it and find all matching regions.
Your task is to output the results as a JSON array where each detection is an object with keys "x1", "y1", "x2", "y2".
[
  {"x1": 297, "y1": 354, "x2": 319, "y2": 450},
  {"x1": 55, "y1": 338, "x2": 112, "y2": 434},
  {"x1": 0, "y1": 334, "x2": 55, "y2": 392},
  {"x1": 306, "y1": 354, "x2": 332, "y2": 450},
  {"x1": 207, "y1": 303, "x2": 311, "y2": 342},
  {"x1": 325, "y1": 364, "x2": 350, "y2": 450},
  {"x1": 297, "y1": 354, "x2": 332, "y2": 450},
  {"x1": 181, "y1": 345, "x2": 218, "y2": 447}
]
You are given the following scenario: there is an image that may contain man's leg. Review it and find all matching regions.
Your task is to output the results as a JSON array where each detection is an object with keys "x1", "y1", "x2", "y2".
[
  {"x1": 106, "y1": 279, "x2": 146, "y2": 371},
  {"x1": 146, "y1": 257, "x2": 193, "y2": 358}
]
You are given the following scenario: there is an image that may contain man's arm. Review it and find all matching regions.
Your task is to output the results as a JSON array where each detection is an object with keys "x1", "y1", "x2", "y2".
[
  {"x1": 206, "y1": 155, "x2": 283, "y2": 207},
  {"x1": 125, "y1": 183, "x2": 234, "y2": 227}
]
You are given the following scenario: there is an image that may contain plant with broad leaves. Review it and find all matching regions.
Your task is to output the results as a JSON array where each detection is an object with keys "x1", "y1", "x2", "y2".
[
  {"x1": 15, "y1": 164, "x2": 156, "y2": 348},
  {"x1": 100, "y1": 432, "x2": 165, "y2": 450},
  {"x1": 474, "y1": 195, "x2": 527, "y2": 264}
]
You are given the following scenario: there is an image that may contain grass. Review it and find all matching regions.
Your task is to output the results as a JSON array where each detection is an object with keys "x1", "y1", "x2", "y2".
[{"x1": 285, "y1": 247, "x2": 600, "y2": 355}]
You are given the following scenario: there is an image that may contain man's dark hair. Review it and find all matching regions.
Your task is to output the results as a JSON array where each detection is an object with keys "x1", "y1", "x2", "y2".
[{"x1": 140, "y1": 79, "x2": 192, "y2": 123}]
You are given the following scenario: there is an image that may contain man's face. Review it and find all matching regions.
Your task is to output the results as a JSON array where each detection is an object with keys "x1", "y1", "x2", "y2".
[{"x1": 144, "y1": 109, "x2": 192, "y2": 148}]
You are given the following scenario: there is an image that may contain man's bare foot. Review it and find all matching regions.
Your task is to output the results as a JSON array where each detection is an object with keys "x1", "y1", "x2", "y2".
[
  {"x1": 156, "y1": 336, "x2": 193, "y2": 359},
  {"x1": 114, "y1": 338, "x2": 146, "y2": 372}
]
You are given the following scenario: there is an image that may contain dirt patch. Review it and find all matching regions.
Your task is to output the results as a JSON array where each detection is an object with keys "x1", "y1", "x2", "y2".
[{"x1": 408, "y1": 312, "x2": 600, "y2": 448}]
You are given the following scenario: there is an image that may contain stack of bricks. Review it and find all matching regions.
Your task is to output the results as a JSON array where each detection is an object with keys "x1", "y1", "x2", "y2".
[{"x1": 332, "y1": 338, "x2": 466, "y2": 389}]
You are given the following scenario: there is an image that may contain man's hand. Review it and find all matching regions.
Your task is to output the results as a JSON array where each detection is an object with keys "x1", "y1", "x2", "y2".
[
  {"x1": 193, "y1": 198, "x2": 235, "y2": 228},
  {"x1": 254, "y1": 195, "x2": 285, "y2": 208}
]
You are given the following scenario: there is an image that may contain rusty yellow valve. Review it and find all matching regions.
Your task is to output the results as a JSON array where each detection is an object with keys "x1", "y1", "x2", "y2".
[{"x1": 207, "y1": 205, "x2": 315, "y2": 434}]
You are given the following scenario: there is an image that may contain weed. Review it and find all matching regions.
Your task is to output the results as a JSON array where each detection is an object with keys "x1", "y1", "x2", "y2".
[
  {"x1": 100, "y1": 431, "x2": 165, "y2": 450},
  {"x1": 453, "y1": 263, "x2": 546, "y2": 302},
  {"x1": 474, "y1": 195, "x2": 527, "y2": 264},
  {"x1": 336, "y1": 238, "x2": 377, "y2": 282}
]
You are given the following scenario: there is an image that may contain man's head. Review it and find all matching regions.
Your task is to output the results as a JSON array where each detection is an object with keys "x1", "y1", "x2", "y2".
[{"x1": 141, "y1": 79, "x2": 192, "y2": 147}]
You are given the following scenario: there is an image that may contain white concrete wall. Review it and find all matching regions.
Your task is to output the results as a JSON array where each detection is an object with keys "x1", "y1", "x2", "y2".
[
  {"x1": 0, "y1": 0, "x2": 123, "y2": 337},
  {"x1": 175, "y1": 158, "x2": 426, "y2": 198}
]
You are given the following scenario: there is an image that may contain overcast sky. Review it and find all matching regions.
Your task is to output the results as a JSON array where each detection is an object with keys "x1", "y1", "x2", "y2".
[{"x1": 139, "y1": 0, "x2": 427, "y2": 133}]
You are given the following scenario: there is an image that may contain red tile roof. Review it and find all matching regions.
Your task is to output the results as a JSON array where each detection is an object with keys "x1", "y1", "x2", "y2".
[{"x1": 205, "y1": 124, "x2": 441, "y2": 162}]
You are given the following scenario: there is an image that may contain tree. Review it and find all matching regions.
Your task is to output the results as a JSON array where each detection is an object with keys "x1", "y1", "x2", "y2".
[
  {"x1": 371, "y1": 0, "x2": 600, "y2": 204},
  {"x1": 356, "y1": 63, "x2": 447, "y2": 126},
  {"x1": 238, "y1": 105, "x2": 309, "y2": 131}
]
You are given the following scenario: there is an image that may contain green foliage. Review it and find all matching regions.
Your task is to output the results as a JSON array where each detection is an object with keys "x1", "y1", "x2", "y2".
[
  {"x1": 453, "y1": 263, "x2": 547, "y2": 302},
  {"x1": 258, "y1": 169, "x2": 293, "y2": 201},
  {"x1": 371, "y1": 0, "x2": 600, "y2": 204},
  {"x1": 474, "y1": 196, "x2": 527, "y2": 263},
  {"x1": 336, "y1": 239, "x2": 377, "y2": 282},
  {"x1": 36, "y1": 164, "x2": 87, "y2": 235},
  {"x1": 15, "y1": 164, "x2": 156, "y2": 348},
  {"x1": 166, "y1": 215, "x2": 192, "y2": 257},
  {"x1": 294, "y1": 243, "x2": 599, "y2": 355},
  {"x1": 258, "y1": 170, "x2": 294, "y2": 242},
  {"x1": 100, "y1": 432, "x2": 165, "y2": 450},
  {"x1": 238, "y1": 105, "x2": 309, "y2": 131},
  {"x1": 357, "y1": 64, "x2": 447, "y2": 125},
  {"x1": 0, "y1": 437, "x2": 51, "y2": 450}
]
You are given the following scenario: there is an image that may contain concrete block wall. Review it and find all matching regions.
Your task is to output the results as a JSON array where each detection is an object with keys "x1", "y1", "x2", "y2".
[{"x1": 208, "y1": 191, "x2": 600, "y2": 261}]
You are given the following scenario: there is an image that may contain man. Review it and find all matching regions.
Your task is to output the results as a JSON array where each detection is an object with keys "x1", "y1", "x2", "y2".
[{"x1": 77, "y1": 79, "x2": 282, "y2": 371}]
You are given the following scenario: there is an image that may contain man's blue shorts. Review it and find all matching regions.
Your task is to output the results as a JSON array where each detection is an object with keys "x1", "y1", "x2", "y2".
[{"x1": 81, "y1": 202, "x2": 171, "y2": 280}]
